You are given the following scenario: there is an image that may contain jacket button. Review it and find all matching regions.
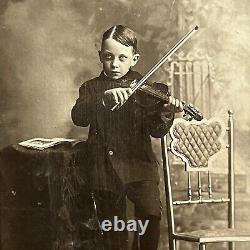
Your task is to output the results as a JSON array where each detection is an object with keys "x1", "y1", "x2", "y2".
[{"x1": 108, "y1": 150, "x2": 114, "y2": 156}]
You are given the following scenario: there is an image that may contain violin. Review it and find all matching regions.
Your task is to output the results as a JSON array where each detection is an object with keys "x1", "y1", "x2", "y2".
[
  {"x1": 135, "y1": 81, "x2": 203, "y2": 121},
  {"x1": 111, "y1": 25, "x2": 203, "y2": 121}
]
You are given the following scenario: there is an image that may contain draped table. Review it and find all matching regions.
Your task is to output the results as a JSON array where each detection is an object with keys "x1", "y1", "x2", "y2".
[{"x1": 0, "y1": 141, "x2": 101, "y2": 250}]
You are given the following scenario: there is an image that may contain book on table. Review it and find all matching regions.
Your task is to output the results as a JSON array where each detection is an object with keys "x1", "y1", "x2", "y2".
[{"x1": 18, "y1": 138, "x2": 76, "y2": 150}]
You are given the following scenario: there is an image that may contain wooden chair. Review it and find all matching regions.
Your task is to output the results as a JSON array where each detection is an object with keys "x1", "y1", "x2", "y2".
[{"x1": 161, "y1": 110, "x2": 250, "y2": 250}]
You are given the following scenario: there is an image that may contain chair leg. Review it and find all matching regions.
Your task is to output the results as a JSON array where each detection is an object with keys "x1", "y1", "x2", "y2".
[
  {"x1": 199, "y1": 243, "x2": 206, "y2": 250},
  {"x1": 169, "y1": 238, "x2": 177, "y2": 250},
  {"x1": 175, "y1": 239, "x2": 179, "y2": 250},
  {"x1": 229, "y1": 242, "x2": 235, "y2": 250}
]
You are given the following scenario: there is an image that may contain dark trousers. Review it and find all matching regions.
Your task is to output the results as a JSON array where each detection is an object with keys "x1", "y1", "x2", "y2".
[{"x1": 94, "y1": 181, "x2": 161, "y2": 250}]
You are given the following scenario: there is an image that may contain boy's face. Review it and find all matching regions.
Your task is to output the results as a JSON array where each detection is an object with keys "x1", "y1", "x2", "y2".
[{"x1": 99, "y1": 38, "x2": 139, "y2": 80}]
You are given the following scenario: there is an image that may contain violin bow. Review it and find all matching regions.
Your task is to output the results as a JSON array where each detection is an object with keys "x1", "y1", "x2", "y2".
[{"x1": 111, "y1": 25, "x2": 199, "y2": 111}]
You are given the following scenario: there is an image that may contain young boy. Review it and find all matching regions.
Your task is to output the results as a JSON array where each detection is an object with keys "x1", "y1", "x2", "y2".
[{"x1": 71, "y1": 25, "x2": 183, "y2": 250}]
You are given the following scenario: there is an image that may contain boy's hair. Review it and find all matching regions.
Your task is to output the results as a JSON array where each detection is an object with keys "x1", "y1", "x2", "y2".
[{"x1": 102, "y1": 25, "x2": 138, "y2": 53}]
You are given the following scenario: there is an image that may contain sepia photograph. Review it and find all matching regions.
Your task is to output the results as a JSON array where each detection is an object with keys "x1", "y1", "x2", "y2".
[{"x1": 0, "y1": 0, "x2": 250, "y2": 249}]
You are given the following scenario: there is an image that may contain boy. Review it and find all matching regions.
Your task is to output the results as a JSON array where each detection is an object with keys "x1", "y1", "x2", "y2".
[{"x1": 71, "y1": 25, "x2": 183, "y2": 250}]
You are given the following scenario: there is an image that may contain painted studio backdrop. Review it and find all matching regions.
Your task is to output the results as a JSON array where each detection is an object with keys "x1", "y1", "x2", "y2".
[{"x1": 0, "y1": 0, "x2": 250, "y2": 250}]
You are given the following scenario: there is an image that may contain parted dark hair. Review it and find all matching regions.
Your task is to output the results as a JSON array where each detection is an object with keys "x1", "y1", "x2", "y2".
[{"x1": 102, "y1": 25, "x2": 138, "y2": 53}]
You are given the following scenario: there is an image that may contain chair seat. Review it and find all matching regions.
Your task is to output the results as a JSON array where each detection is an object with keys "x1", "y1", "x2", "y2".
[{"x1": 174, "y1": 228, "x2": 250, "y2": 243}]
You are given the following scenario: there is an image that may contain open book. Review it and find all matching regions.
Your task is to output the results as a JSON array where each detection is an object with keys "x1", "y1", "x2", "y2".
[{"x1": 19, "y1": 138, "x2": 76, "y2": 150}]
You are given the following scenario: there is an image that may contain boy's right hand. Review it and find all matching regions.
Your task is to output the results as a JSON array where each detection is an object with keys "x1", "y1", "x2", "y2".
[{"x1": 102, "y1": 87, "x2": 133, "y2": 110}]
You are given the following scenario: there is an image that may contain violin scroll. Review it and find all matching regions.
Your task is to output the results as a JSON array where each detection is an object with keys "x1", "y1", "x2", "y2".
[{"x1": 182, "y1": 102, "x2": 203, "y2": 121}]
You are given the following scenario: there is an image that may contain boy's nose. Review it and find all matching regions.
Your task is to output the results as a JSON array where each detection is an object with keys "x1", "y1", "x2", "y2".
[{"x1": 111, "y1": 58, "x2": 119, "y2": 68}]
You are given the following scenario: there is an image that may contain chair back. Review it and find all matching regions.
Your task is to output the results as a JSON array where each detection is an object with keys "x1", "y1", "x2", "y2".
[{"x1": 161, "y1": 111, "x2": 234, "y2": 248}]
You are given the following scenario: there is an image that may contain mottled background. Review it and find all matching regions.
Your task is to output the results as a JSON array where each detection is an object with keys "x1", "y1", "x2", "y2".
[{"x1": 0, "y1": 0, "x2": 250, "y2": 249}]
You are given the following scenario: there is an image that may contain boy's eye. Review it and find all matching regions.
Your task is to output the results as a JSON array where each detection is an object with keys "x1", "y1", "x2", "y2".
[
  {"x1": 102, "y1": 53, "x2": 113, "y2": 60},
  {"x1": 119, "y1": 55, "x2": 128, "y2": 61}
]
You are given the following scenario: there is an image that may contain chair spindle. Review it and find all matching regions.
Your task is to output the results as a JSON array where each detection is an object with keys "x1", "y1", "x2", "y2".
[
  {"x1": 208, "y1": 171, "x2": 212, "y2": 199},
  {"x1": 188, "y1": 172, "x2": 192, "y2": 200},
  {"x1": 198, "y1": 171, "x2": 202, "y2": 200}
]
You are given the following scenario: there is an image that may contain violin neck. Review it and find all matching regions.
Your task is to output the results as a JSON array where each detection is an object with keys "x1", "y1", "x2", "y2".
[
  {"x1": 136, "y1": 84, "x2": 203, "y2": 121},
  {"x1": 137, "y1": 84, "x2": 169, "y2": 102}
]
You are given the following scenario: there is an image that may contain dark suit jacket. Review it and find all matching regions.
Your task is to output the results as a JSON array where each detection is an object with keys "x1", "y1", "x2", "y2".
[{"x1": 71, "y1": 70, "x2": 173, "y2": 191}]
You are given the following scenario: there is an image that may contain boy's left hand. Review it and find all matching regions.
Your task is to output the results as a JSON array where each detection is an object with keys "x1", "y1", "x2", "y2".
[
  {"x1": 163, "y1": 96, "x2": 184, "y2": 113},
  {"x1": 160, "y1": 97, "x2": 184, "y2": 119}
]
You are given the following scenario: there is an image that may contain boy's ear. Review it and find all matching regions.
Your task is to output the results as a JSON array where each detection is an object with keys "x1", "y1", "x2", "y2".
[
  {"x1": 131, "y1": 53, "x2": 140, "y2": 66},
  {"x1": 98, "y1": 50, "x2": 103, "y2": 62}
]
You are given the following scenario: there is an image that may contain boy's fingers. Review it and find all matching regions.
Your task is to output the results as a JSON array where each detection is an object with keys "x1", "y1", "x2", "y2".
[
  {"x1": 162, "y1": 96, "x2": 184, "y2": 113},
  {"x1": 169, "y1": 96, "x2": 172, "y2": 104},
  {"x1": 111, "y1": 90, "x2": 119, "y2": 104},
  {"x1": 171, "y1": 97, "x2": 176, "y2": 106},
  {"x1": 174, "y1": 99, "x2": 184, "y2": 112},
  {"x1": 106, "y1": 87, "x2": 134, "y2": 109},
  {"x1": 127, "y1": 88, "x2": 133, "y2": 96},
  {"x1": 122, "y1": 90, "x2": 129, "y2": 101},
  {"x1": 116, "y1": 89, "x2": 125, "y2": 104},
  {"x1": 175, "y1": 98, "x2": 180, "y2": 108}
]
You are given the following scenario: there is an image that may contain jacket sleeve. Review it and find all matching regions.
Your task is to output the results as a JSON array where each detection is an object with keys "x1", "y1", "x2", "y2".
[
  {"x1": 147, "y1": 109, "x2": 174, "y2": 138},
  {"x1": 140, "y1": 96, "x2": 174, "y2": 138},
  {"x1": 71, "y1": 80, "x2": 103, "y2": 127}
]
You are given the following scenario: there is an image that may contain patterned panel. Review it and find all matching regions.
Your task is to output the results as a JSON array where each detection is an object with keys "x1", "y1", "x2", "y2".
[{"x1": 170, "y1": 118, "x2": 223, "y2": 170}]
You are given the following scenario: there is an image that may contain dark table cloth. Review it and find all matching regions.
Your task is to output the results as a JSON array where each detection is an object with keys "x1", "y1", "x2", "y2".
[{"x1": 0, "y1": 141, "x2": 100, "y2": 250}]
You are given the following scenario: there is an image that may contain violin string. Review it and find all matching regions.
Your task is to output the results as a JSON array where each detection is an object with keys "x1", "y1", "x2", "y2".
[
  {"x1": 131, "y1": 87, "x2": 198, "y2": 117},
  {"x1": 129, "y1": 81, "x2": 200, "y2": 118},
  {"x1": 131, "y1": 83, "x2": 168, "y2": 100},
  {"x1": 131, "y1": 85, "x2": 197, "y2": 114}
]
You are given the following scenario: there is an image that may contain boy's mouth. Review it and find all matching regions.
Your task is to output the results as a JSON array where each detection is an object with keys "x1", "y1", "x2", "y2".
[
  {"x1": 105, "y1": 70, "x2": 124, "y2": 79},
  {"x1": 109, "y1": 71, "x2": 121, "y2": 77}
]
